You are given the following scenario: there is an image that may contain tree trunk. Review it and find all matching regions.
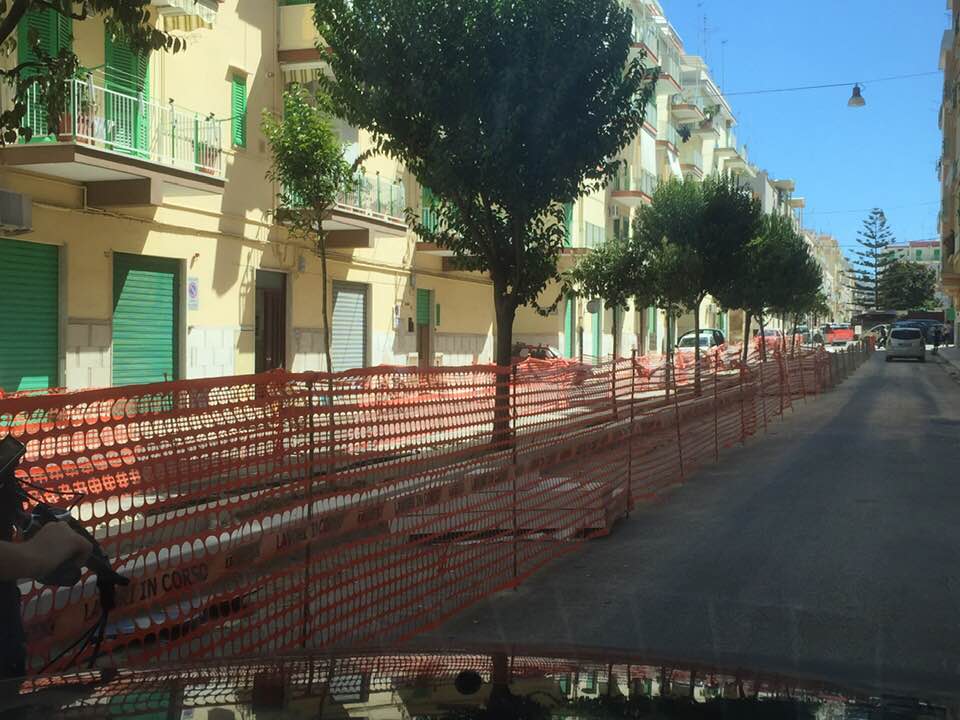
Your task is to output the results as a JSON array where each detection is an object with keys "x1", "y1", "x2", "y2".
[
  {"x1": 612, "y1": 306, "x2": 620, "y2": 360},
  {"x1": 742, "y1": 311, "x2": 752, "y2": 363},
  {"x1": 759, "y1": 314, "x2": 767, "y2": 362},
  {"x1": 493, "y1": 286, "x2": 517, "y2": 446},
  {"x1": 693, "y1": 297, "x2": 703, "y2": 396},
  {"x1": 316, "y1": 221, "x2": 334, "y2": 376},
  {"x1": 665, "y1": 307, "x2": 674, "y2": 400},
  {"x1": 791, "y1": 314, "x2": 799, "y2": 355}
]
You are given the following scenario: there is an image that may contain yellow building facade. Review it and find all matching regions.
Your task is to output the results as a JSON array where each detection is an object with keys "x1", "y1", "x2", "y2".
[{"x1": 0, "y1": 0, "x2": 799, "y2": 394}]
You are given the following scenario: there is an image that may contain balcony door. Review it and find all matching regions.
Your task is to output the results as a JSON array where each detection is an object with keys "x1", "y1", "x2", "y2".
[
  {"x1": 17, "y1": 9, "x2": 72, "y2": 142},
  {"x1": 105, "y1": 33, "x2": 150, "y2": 157}
]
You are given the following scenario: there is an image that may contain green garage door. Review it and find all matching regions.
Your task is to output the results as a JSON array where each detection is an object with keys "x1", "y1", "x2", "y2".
[
  {"x1": 113, "y1": 254, "x2": 179, "y2": 386},
  {"x1": 0, "y1": 239, "x2": 58, "y2": 392}
]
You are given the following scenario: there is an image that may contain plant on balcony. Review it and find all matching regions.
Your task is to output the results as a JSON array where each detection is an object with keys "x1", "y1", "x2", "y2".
[
  {"x1": 263, "y1": 84, "x2": 354, "y2": 374},
  {"x1": 315, "y1": 0, "x2": 657, "y2": 439},
  {"x1": 0, "y1": 0, "x2": 191, "y2": 144}
]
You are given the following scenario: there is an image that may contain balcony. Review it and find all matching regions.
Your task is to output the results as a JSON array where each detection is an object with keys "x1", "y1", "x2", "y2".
[
  {"x1": 656, "y1": 46, "x2": 682, "y2": 93},
  {"x1": 670, "y1": 93, "x2": 704, "y2": 123},
  {"x1": 325, "y1": 172, "x2": 408, "y2": 247},
  {"x1": 679, "y1": 147, "x2": 703, "y2": 179},
  {"x1": 629, "y1": 12, "x2": 660, "y2": 64},
  {"x1": 657, "y1": 123, "x2": 682, "y2": 152},
  {"x1": 280, "y1": 0, "x2": 321, "y2": 54},
  {"x1": 611, "y1": 165, "x2": 656, "y2": 207},
  {"x1": 1, "y1": 77, "x2": 224, "y2": 204}
]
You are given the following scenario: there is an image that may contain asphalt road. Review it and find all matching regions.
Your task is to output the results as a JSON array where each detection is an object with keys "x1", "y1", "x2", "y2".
[{"x1": 427, "y1": 351, "x2": 960, "y2": 700}]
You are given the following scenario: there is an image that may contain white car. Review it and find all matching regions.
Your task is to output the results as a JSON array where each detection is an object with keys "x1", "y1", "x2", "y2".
[
  {"x1": 886, "y1": 327, "x2": 925, "y2": 362},
  {"x1": 676, "y1": 329, "x2": 725, "y2": 352}
]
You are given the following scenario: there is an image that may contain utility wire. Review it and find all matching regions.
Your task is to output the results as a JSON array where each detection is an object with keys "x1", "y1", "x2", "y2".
[{"x1": 723, "y1": 71, "x2": 940, "y2": 97}]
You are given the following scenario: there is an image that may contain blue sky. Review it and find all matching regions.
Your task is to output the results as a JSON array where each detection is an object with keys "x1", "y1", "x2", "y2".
[{"x1": 659, "y1": 0, "x2": 946, "y2": 256}]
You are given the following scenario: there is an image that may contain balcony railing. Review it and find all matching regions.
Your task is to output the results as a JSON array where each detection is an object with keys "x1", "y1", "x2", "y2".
[
  {"x1": 661, "y1": 123, "x2": 681, "y2": 148},
  {"x1": 22, "y1": 77, "x2": 223, "y2": 176},
  {"x1": 337, "y1": 171, "x2": 407, "y2": 219},
  {"x1": 659, "y1": 43, "x2": 681, "y2": 80},
  {"x1": 644, "y1": 101, "x2": 658, "y2": 129},
  {"x1": 681, "y1": 147, "x2": 703, "y2": 169},
  {"x1": 612, "y1": 164, "x2": 657, "y2": 196},
  {"x1": 630, "y1": 10, "x2": 659, "y2": 56}
]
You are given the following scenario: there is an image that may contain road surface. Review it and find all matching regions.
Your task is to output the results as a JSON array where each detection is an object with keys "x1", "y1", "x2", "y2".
[{"x1": 427, "y1": 352, "x2": 960, "y2": 700}]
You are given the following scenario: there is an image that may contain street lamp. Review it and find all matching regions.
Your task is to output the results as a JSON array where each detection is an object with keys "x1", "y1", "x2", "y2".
[{"x1": 847, "y1": 83, "x2": 866, "y2": 108}]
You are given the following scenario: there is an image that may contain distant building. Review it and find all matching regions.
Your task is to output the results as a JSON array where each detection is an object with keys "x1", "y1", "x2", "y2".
[
  {"x1": 803, "y1": 232, "x2": 852, "y2": 322},
  {"x1": 885, "y1": 241, "x2": 951, "y2": 308}
]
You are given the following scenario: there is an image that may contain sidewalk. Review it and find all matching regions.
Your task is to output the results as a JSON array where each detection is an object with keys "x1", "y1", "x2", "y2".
[{"x1": 936, "y1": 345, "x2": 960, "y2": 375}]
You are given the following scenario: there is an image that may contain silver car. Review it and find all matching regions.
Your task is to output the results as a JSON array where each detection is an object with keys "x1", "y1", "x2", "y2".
[{"x1": 886, "y1": 327, "x2": 925, "y2": 362}]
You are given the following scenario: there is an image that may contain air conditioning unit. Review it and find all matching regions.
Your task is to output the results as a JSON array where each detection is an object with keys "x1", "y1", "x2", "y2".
[{"x1": 0, "y1": 189, "x2": 31, "y2": 234}]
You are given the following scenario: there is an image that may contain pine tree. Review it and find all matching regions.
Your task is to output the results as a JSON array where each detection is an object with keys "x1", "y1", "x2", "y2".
[{"x1": 846, "y1": 208, "x2": 895, "y2": 310}]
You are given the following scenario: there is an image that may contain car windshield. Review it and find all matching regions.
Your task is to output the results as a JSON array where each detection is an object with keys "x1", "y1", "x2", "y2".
[{"x1": 6, "y1": 0, "x2": 960, "y2": 709}]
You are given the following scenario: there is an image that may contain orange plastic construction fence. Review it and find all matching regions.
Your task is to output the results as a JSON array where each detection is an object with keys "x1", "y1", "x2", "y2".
[{"x1": 0, "y1": 344, "x2": 869, "y2": 673}]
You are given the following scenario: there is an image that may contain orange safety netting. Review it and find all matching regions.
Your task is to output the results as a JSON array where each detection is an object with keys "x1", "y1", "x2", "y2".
[{"x1": 0, "y1": 345, "x2": 870, "y2": 673}]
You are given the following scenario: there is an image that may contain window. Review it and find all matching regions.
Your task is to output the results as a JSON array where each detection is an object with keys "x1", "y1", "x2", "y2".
[
  {"x1": 563, "y1": 202, "x2": 574, "y2": 246},
  {"x1": 916, "y1": 249, "x2": 923, "y2": 260},
  {"x1": 584, "y1": 221, "x2": 605, "y2": 249},
  {"x1": 231, "y1": 73, "x2": 248, "y2": 148},
  {"x1": 935, "y1": 248, "x2": 941, "y2": 260}
]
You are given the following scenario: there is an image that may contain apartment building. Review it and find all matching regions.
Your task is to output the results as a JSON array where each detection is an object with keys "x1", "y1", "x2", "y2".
[
  {"x1": 802, "y1": 232, "x2": 852, "y2": 322},
  {"x1": 0, "y1": 0, "x2": 808, "y2": 394},
  {"x1": 939, "y1": 0, "x2": 960, "y2": 328},
  {"x1": 0, "y1": 0, "x2": 500, "y2": 394},
  {"x1": 886, "y1": 240, "x2": 952, "y2": 308}
]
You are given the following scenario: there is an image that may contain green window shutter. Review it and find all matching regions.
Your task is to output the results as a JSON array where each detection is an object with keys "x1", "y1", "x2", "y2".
[
  {"x1": 105, "y1": 32, "x2": 150, "y2": 155},
  {"x1": 563, "y1": 202, "x2": 574, "y2": 247},
  {"x1": 231, "y1": 74, "x2": 247, "y2": 148},
  {"x1": 935, "y1": 249, "x2": 941, "y2": 260},
  {"x1": 18, "y1": 8, "x2": 70, "y2": 141},
  {"x1": 416, "y1": 289, "x2": 431, "y2": 325},
  {"x1": 435, "y1": 303, "x2": 441, "y2": 327},
  {"x1": 564, "y1": 295, "x2": 576, "y2": 358},
  {"x1": 421, "y1": 186, "x2": 437, "y2": 230},
  {"x1": 112, "y1": 254, "x2": 179, "y2": 386},
  {"x1": 592, "y1": 304, "x2": 602, "y2": 361},
  {"x1": 0, "y1": 239, "x2": 59, "y2": 392}
]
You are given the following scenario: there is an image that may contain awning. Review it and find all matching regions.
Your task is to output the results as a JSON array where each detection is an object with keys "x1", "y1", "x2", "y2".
[
  {"x1": 281, "y1": 63, "x2": 331, "y2": 87},
  {"x1": 159, "y1": 0, "x2": 219, "y2": 29}
]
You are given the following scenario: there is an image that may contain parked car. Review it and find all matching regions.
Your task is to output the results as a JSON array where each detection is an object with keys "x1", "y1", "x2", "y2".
[
  {"x1": 892, "y1": 320, "x2": 932, "y2": 343},
  {"x1": 676, "y1": 329, "x2": 725, "y2": 352},
  {"x1": 512, "y1": 343, "x2": 560, "y2": 361},
  {"x1": 886, "y1": 327, "x2": 926, "y2": 362}
]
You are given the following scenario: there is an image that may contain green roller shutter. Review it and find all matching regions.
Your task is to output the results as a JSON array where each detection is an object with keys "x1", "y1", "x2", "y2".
[
  {"x1": 105, "y1": 32, "x2": 150, "y2": 156},
  {"x1": 416, "y1": 288, "x2": 431, "y2": 325},
  {"x1": 592, "y1": 303, "x2": 602, "y2": 362},
  {"x1": 231, "y1": 74, "x2": 247, "y2": 148},
  {"x1": 563, "y1": 202, "x2": 574, "y2": 246},
  {"x1": 564, "y1": 295, "x2": 576, "y2": 358},
  {"x1": 0, "y1": 239, "x2": 59, "y2": 392},
  {"x1": 331, "y1": 282, "x2": 367, "y2": 372},
  {"x1": 112, "y1": 254, "x2": 179, "y2": 386},
  {"x1": 18, "y1": 8, "x2": 72, "y2": 141}
]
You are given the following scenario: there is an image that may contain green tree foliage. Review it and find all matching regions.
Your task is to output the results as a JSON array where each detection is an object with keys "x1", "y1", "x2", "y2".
[
  {"x1": 631, "y1": 175, "x2": 760, "y2": 392},
  {"x1": 878, "y1": 260, "x2": 938, "y2": 310},
  {"x1": 0, "y1": 0, "x2": 190, "y2": 142},
  {"x1": 714, "y1": 213, "x2": 807, "y2": 361},
  {"x1": 566, "y1": 234, "x2": 654, "y2": 359},
  {"x1": 847, "y1": 208, "x2": 895, "y2": 310},
  {"x1": 262, "y1": 84, "x2": 354, "y2": 373},
  {"x1": 313, "y1": 0, "x2": 657, "y2": 369}
]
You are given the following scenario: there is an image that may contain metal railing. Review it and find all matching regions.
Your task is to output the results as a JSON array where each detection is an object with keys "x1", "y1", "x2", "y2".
[
  {"x1": 659, "y1": 42, "x2": 681, "y2": 80},
  {"x1": 22, "y1": 77, "x2": 223, "y2": 176},
  {"x1": 662, "y1": 123, "x2": 681, "y2": 148},
  {"x1": 631, "y1": 10, "x2": 659, "y2": 55},
  {"x1": 644, "y1": 100, "x2": 658, "y2": 129},
  {"x1": 612, "y1": 164, "x2": 657, "y2": 196},
  {"x1": 681, "y1": 147, "x2": 703, "y2": 169},
  {"x1": 337, "y1": 171, "x2": 407, "y2": 220}
]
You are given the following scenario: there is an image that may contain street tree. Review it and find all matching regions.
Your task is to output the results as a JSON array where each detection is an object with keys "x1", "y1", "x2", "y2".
[
  {"x1": 878, "y1": 260, "x2": 938, "y2": 310},
  {"x1": 566, "y1": 234, "x2": 655, "y2": 360},
  {"x1": 847, "y1": 208, "x2": 895, "y2": 310},
  {"x1": 262, "y1": 84, "x2": 355, "y2": 375},
  {"x1": 633, "y1": 175, "x2": 760, "y2": 392},
  {"x1": 314, "y1": 0, "x2": 656, "y2": 437},
  {"x1": 0, "y1": 0, "x2": 190, "y2": 143},
  {"x1": 714, "y1": 212, "x2": 802, "y2": 362},
  {"x1": 768, "y1": 242, "x2": 823, "y2": 352}
]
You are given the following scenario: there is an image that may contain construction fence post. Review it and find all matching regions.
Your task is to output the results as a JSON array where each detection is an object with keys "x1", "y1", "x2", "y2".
[
  {"x1": 511, "y1": 363, "x2": 519, "y2": 583},
  {"x1": 627, "y1": 349, "x2": 637, "y2": 515},
  {"x1": 798, "y1": 349, "x2": 807, "y2": 402},
  {"x1": 738, "y1": 362, "x2": 747, "y2": 445},
  {"x1": 713, "y1": 355, "x2": 719, "y2": 462},
  {"x1": 673, "y1": 357, "x2": 685, "y2": 480},
  {"x1": 758, "y1": 357, "x2": 768, "y2": 434}
]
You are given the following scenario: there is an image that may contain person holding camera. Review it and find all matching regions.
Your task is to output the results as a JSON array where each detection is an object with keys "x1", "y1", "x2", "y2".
[{"x1": 0, "y1": 514, "x2": 92, "y2": 678}]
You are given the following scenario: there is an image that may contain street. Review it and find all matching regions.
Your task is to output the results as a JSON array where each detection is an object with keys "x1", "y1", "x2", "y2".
[{"x1": 429, "y1": 352, "x2": 960, "y2": 699}]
